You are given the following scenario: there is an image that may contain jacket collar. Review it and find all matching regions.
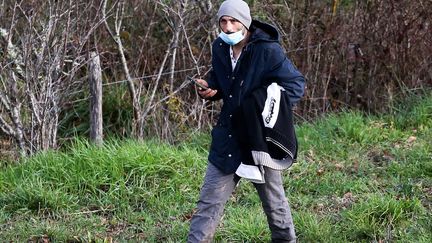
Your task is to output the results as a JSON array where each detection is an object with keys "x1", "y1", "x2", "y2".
[{"x1": 214, "y1": 39, "x2": 232, "y2": 72}]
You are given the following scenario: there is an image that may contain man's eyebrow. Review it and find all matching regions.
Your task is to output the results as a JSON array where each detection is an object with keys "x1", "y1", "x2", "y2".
[{"x1": 220, "y1": 17, "x2": 239, "y2": 21}]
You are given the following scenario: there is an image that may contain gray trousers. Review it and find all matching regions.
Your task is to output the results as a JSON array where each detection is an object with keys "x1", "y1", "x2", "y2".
[{"x1": 188, "y1": 162, "x2": 296, "y2": 243}]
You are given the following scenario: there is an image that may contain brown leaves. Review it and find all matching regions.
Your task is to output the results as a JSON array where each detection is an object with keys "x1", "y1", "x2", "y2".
[
  {"x1": 27, "y1": 235, "x2": 50, "y2": 243},
  {"x1": 368, "y1": 149, "x2": 395, "y2": 167},
  {"x1": 334, "y1": 163, "x2": 344, "y2": 171},
  {"x1": 313, "y1": 192, "x2": 357, "y2": 214},
  {"x1": 406, "y1": 136, "x2": 417, "y2": 144},
  {"x1": 340, "y1": 192, "x2": 355, "y2": 208}
]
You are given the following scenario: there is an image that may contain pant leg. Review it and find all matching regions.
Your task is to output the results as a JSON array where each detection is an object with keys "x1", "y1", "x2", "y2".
[
  {"x1": 253, "y1": 167, "x2": 296, "y2": 243},
  {"x1": 188, "y1": 162, "x2": 240, "y2": 243}
]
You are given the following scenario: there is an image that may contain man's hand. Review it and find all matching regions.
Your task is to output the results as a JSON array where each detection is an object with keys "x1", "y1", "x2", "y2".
[{"x1": 195, "y1": 79, "x2": 218, "y2": 99}]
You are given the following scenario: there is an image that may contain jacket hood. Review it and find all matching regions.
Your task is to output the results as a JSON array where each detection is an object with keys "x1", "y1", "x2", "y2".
[{"x1": 248, "y1": 20, "x2": 280, "y2": 43}]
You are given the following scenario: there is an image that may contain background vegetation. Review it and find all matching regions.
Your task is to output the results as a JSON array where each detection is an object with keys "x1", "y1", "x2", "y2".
[
  {"x1": 0, "y1": 92, "x2": 431, "y2": 242},
  {"x1": 1, "y1": 0, "x2": 431, "y2": 156},
  {"x1": 0, "y1": 1, "x2": 431, "y2": 241}
]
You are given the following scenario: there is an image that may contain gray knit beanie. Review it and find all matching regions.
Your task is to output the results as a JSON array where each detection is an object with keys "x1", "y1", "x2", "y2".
[{"x1": 217, "y1": 0, "x2": 252, "y2": 29}]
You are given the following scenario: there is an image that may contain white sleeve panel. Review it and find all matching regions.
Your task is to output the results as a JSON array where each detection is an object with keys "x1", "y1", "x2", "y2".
[{"x1": 262, "y1": 82, "x2": 284, "y2": 128}]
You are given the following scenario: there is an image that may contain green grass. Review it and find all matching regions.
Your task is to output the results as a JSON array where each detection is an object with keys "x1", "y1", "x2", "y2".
[{"x1": 0, "y1": 93, "x2": 431, "y2": 242}]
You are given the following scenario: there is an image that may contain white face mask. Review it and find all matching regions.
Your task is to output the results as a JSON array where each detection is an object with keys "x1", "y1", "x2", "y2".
[{"x1": 218, "y1": 28, "x2": 245, "y2": 46}]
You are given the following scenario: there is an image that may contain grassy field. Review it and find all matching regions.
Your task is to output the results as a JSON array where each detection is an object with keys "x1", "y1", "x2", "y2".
[{"x1": 0, "y1": 93, "x2": 431, "y2": 242}]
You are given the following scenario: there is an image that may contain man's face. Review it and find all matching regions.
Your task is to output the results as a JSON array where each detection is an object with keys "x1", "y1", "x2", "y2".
[{"x1": 219, "y1": 16, "x2": 244, "y2": 34}]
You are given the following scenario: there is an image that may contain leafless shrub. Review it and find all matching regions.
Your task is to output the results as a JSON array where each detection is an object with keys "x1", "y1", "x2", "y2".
[
  {"x1": 257, "y1": 0, "x2": 431, "y2": 118},
  {"x1": 0, "y1": 0, "x2": 102, "y2": 155}
]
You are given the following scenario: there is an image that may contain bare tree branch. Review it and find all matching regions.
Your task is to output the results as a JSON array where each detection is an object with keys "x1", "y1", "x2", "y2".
[{"x1": 102, "y1": 0, "x2": 142, "y2": 137}]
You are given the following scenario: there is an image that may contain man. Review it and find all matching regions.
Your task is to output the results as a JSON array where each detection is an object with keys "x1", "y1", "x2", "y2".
[{"x1": 188, "y1": 0, "x2": 305, "y2": 242}]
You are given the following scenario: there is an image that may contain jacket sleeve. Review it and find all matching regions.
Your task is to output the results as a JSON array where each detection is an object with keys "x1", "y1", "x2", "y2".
[{"x1": 263, "y1": 44, "x2": 306, "y2": 105}]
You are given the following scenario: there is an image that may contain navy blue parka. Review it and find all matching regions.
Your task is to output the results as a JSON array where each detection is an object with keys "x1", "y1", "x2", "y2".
[{"x1": 206, "y1": 20, "x2": 305, "y2": 174}]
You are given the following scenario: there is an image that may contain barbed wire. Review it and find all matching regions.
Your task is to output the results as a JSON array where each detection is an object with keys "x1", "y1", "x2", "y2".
[
  {"x1": 45, "y1": 42, "x2": 325, "y2": 105},
  {"x1": 67, "y1": 65, "x2": 211, "y2": 104},
  {"x1": 67, "y1": 42, "x2": 323, "y2": 100},
  {"x1": 101, "y1": 65, "x2": 210, "y2": 87}
]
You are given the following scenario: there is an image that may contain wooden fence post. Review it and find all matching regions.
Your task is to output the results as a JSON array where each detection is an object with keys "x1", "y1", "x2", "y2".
[{"x1": 89, "y1": 51, "x2": 103, "y2": 145}]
